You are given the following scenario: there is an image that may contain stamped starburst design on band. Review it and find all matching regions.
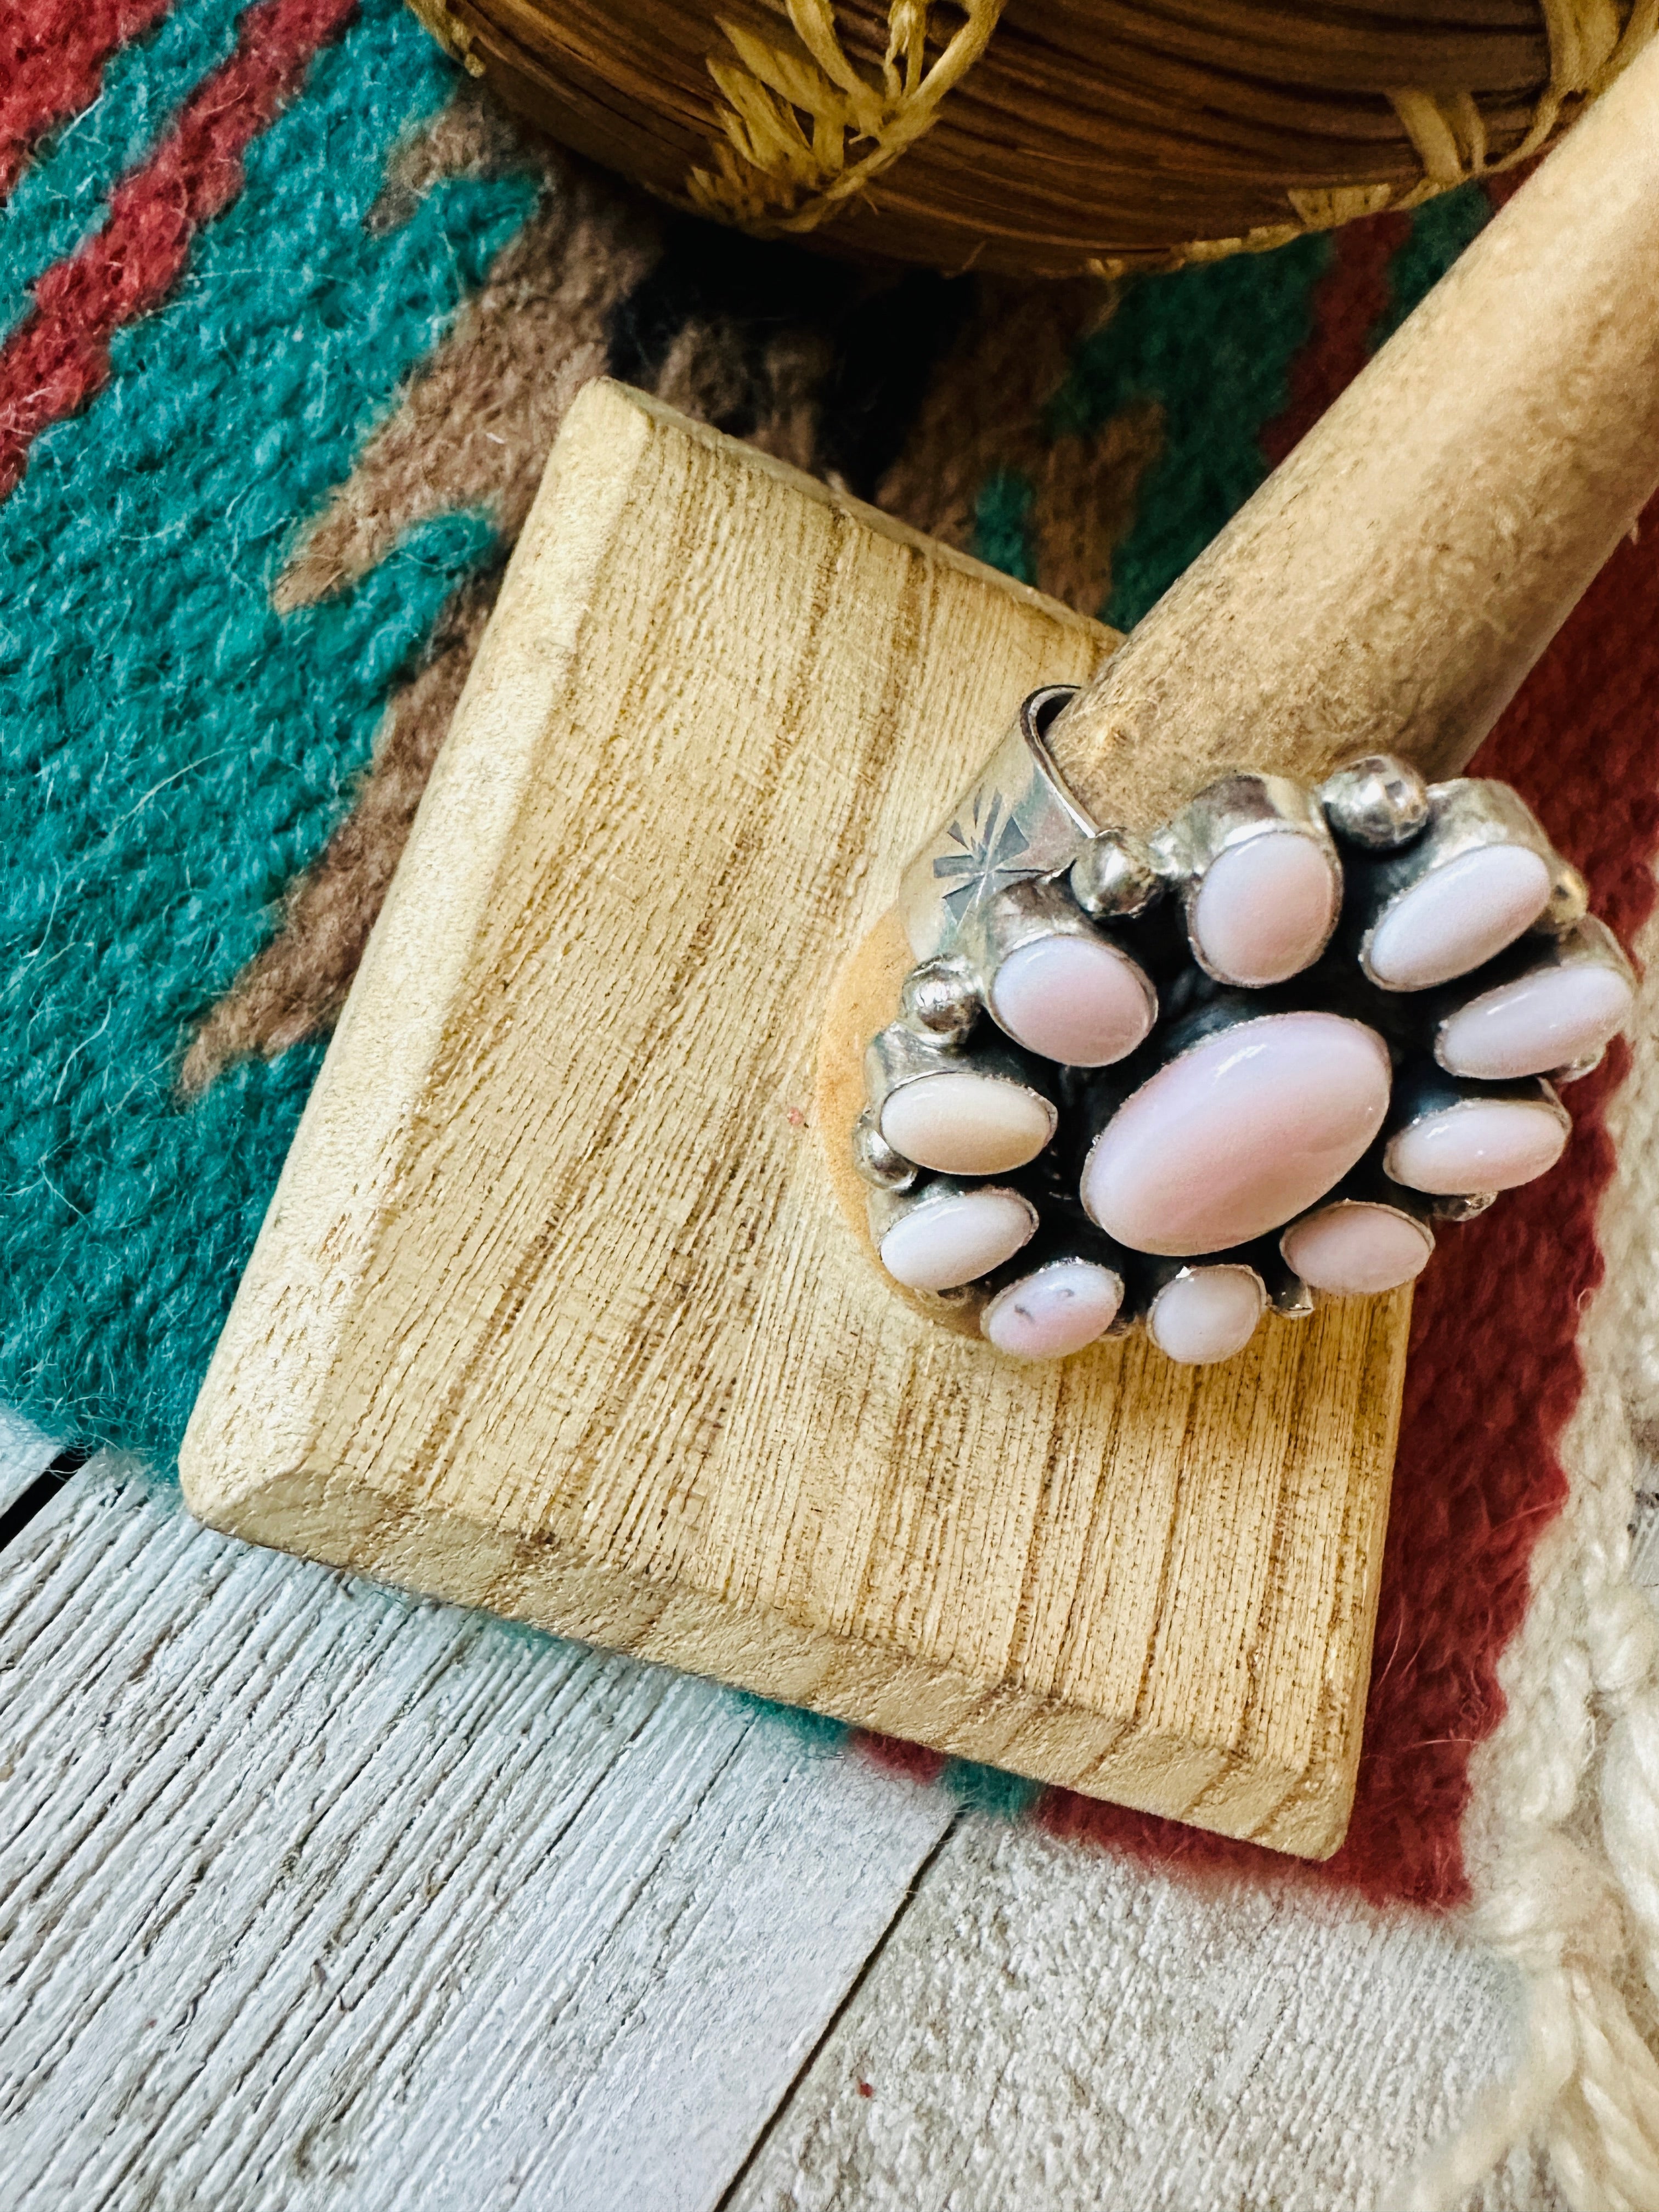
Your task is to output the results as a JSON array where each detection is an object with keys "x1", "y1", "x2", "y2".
[{"x1": 931, "y1": 792, "x2": 1037, "y2": 929}]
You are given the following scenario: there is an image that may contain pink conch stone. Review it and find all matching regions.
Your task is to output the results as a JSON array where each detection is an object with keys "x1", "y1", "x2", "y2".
[
  {"x1": 1080, "y1": 1013, "x2": 1392, "y2": 1256},
  {"x1": 1281, "y1": 1201, "x2": 1433, "y2": 1296},
  {"x1": 990, "y1": 935, "x2": 1155, "y2": 1066},
  {"x1": 880, "y1": 1070, "x2": 1055, "y2": 1176},
  {"x1": 878, "y1": 1187, "x2": 1036, "y2": 1293},
  {"x1": 1190, "y1": 833, "x2": 1339, "y2": 987},
  {"x1": 1367, "y1": 845, "x2": 1552, "y2": 989},
  {"x1": 1384, "y1": 1099, "x2": 1567, "y2": 1194},
  {"x1": 1148, "y1": 1265, "x2": 1265, "y2": 1364},
  {"x1": 982, "y1": 1259, "x2": 1125, "y2": 1359},
  {"x1": 1437, "y1": 963, "x2": 1633, "y2": 1079}
]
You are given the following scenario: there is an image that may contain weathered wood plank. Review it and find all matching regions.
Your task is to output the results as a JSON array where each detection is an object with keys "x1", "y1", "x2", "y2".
[
  {"x1": 0, "y1": 1404, "x2": 60, "y2": 1519},
  {"x1": 1632, "y1": 1454, "x2": 1659, "y2": 1593},
  {"x1": 0, "y1": 1460, "x2": 952, "y2": 2211},
  {"x1": 724, "y1": 1812, "x2": 1554, "y2": 2212}
]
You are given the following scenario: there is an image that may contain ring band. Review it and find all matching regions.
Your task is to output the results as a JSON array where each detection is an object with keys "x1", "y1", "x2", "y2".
[{"x1": 898, "y1": 685, "x2": 1092, "y2": 962}]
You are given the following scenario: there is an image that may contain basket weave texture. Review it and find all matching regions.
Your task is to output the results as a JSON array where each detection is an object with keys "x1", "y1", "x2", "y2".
[{"x1": 404, "y1": 0, "x2": 1655, "y2": 274}]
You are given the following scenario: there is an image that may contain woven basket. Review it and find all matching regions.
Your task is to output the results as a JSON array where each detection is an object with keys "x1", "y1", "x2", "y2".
[{"x1": 403, "y1": 0, "x2": 1652, "y2": 276}]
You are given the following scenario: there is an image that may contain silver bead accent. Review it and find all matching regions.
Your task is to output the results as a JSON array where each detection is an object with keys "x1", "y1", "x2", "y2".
[
  {"x1": 1319, "y1": 754, "x2": 1431, "y2": 850},
  {"x1": 899, "y1": 956, "x2": 980, "y2": 1046},
  {"x1": 851, "y1": 1108, "x2": 918, "y2": 1193},
  {"x1": 1069, "y1": 831, "x2": 1163, "y2": 920},
  {"x1": 1430, "y1": 1190, "x2": 1498, "y2": 1222},
  {"x1": 1540, "y1": 859, "x2": 1590, "y2": 935},
  {"x1": 1268, "y1": 1268, "x2": 1316, "y2": 1320}
]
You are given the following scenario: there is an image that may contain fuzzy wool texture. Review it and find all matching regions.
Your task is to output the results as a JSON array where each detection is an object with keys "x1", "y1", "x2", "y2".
[
  {"x1": 0, "y1": 0, "x2": 533, "y2": 1452},
  {"x1": 0, "y1": 0, "x2": 240, "y2": 340},
  {"x1": 1, "y1": 1, "x2": 174, "y2": 199}
]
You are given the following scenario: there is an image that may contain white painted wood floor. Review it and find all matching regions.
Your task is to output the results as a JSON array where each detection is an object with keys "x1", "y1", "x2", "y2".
[{"x1": 0, "y1": 1431, "x2": 1565, "y2": 2210}]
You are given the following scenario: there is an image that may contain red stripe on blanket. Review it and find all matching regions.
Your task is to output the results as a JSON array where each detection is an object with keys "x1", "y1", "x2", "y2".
[
  {"x1": 1042, "y1": 503, "x2": 1659, "y2": 1904},
  {"x1": 0, "y1": 0, "x2": 356, "y2": 500},
  {"x1": 1259, "y1": 211, "x2": 1409, "y2": 469},
  {"x1": 1, "y1": 0, "x2": 175, "y2": 202}
]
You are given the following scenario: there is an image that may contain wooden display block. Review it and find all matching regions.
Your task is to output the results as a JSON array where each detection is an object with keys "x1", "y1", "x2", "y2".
[{"x1": 181, "y1": 382, "x2": 1408, "y2": 1859}]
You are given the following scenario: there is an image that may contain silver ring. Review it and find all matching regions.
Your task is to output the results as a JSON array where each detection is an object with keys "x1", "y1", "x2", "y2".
[{"x1": 854, "y1": 693, "x2": 1634, "y2": 1366}]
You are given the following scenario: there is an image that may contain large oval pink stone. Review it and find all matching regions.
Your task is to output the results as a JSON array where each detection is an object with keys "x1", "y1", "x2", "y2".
[{"x1": 1080, "y1": 1013, "x2": 1392, "y2": 1256}]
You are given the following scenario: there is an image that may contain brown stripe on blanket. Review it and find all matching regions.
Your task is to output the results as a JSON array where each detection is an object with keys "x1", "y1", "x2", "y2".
[
  {"x1": 875, "y1": 277, "x2": 1163, "y2": 620},
  {"x1": 188, "y1": 126, "x2": 1156, "y2": 1097},
  {"x1": 187, "y1": 104, "x2": 849, "y2": 1093},
  {"x1": 274, "y1": 96, "x2": 660, "y2": 613}
]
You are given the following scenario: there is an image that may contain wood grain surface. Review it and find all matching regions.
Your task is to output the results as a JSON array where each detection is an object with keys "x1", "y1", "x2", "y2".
[
  {"x1": 182, "y1": 381, "x2": 1408, "y2": 1857},
  {"x1": 1045, "y1": 41, "x2": 1659, "y2": 830},
  {"x1": 0, "y1": 1406, "x2": 59, "y2": 1518},
  {"x1": 0, "y1": 1460, "x2": 952, "y2": 2212}
]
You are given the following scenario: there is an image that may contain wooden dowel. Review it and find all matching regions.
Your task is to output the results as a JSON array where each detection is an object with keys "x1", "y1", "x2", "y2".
[{"x1": 1045, "y1": 33, "x2": 1659, "y2": 833}]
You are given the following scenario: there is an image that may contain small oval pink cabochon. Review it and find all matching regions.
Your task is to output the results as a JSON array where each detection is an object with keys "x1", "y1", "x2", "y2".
[
  {"x1": 990, "y1": 936, "x2": 1155, "y2": 1066},
  {"x1": 1281, "y1": 1201, "x2": 1434, "y2": 1296},
  {"x1": 1384, "y1": 1098, "x2": 1567, "y2": 1195},
  {"x1": 1367, "y1": 844, "x2": 1551, "y2": 990},
  {"x1": 878, "y1": 1186, "x2": 1037, "y2": 1293},
  {"x1": 1437, "y1": 962, "x2": 1633, "y2": 1080},
  {"x1": 1081, "y1": 1012, "x2": 1393, "y2": 1256},
  {"x1": 1190, "y1": 833, "x2": 1339, "y2": 987},
  {"x1": 880, "y1": 1070, "x2": 1055, "y2": 1177},
  {"x1": 1147, "y1": 1265, "x2": 1266, "y2": 1364},
  {"x1": 982, "y1": 1258, "x2": 1125, "y2": 1359}
]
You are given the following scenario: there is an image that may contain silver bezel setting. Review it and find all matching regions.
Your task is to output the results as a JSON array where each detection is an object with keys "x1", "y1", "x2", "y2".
[
  {"x1": 1430, "y1": 912, "x2": 1637, "y2": 1078},
  {"x1": 1355, "y1": 778, "x2": 1558, "y2": 990},
  {"x1": 899, "y1": 686, "x2": 1096, "y2": 965}
]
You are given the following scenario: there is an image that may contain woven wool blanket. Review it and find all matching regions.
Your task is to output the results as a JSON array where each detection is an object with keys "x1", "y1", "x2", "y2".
[{"x1": 4, "y1": 3, "x2": 1659, "y2": 2199}]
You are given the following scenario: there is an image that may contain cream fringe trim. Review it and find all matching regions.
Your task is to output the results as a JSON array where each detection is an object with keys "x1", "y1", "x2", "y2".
[
  {"x1": 1390, "y1": 0, "x2": 1658, "y2": 190},
  {"x1": 1390, "y1": 869, "x2": 1659, "y2": 2211}
]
